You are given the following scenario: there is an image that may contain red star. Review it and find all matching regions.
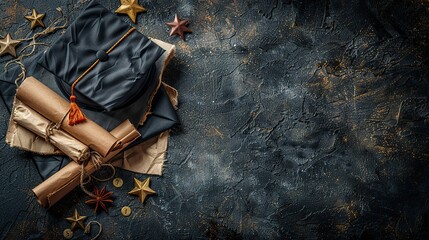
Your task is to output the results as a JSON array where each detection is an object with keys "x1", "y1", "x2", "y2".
[
  {"x1": 85, "y1": 186, "x2": 113, "y2": 213},
  {"x1": 166, "y1": 14, "x2": 192, "y2": 40}
]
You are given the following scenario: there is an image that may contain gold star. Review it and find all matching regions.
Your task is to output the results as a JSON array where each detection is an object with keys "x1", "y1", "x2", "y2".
[
  {"x1": 65, "y1": 209, "x2": 87, "y2": 231},
  {"x1": 128, "y1": 177, "x2": 156, "y2": 203},
  {"x1": 0, "y1": 33, "x2": 21, "y2": 58},
  {"x1": 25, "y1": 9, "x2": 45, "y2": 29},
  {"x1": 166, "y1": 14, "x2": 192, "y2": 40},
  {"x1": 115, "y1": 0, "x2": 146, "y2": 23}
]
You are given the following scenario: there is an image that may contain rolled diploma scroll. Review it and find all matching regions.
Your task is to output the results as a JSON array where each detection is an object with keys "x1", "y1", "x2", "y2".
[
  {"x1": 32, "y1": 120, "x2": 141, "y2": 208},
  {"x1": 13, "y1": 99, "x2": 90, "y2": 162},
  {"x1": 16, "y1": 76, "x2": 119, "y2": 157}
]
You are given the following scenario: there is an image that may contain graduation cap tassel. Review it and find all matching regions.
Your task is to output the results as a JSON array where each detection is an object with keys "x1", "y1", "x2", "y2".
[
  {"x1": 69, "y1": 69, "x2": 89, "y2": 125},
  {"x1": 69, "y1": 95, "x2": 86, "y2": 125}
]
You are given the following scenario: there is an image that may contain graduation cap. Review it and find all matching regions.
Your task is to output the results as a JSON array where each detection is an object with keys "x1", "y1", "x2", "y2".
[{"x1": 38, "y1": 0, "x2": 167, "y2": 126}]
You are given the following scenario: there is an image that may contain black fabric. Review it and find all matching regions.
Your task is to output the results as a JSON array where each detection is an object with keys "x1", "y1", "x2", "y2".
[
  {"x1": 0, "y1": 1, "x2": 180, "y2": 180},
  {"x1": 128, "y1": 86, "x2": 179, "y2": 149},
  {"x1": 39, "y1": 0, "x2": 165, "y2": 112}
]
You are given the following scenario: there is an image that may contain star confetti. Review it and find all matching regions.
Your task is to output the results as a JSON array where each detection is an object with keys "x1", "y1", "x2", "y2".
[
  {"x1": 0, "y1": 33, "x2": 21, "y2": 57},
  {"x1": 25, "y1": 9, "x2": 46, "y2": 29},
  {"x1": 128, "y1": 177, "x2": 156, "y2": 203},
  {"x1": 85, "y1": 186, "x2": 113, "y2": 213},
  {"x1": 166, "y1": 14, "x2": 192, "y2": 40},
  {"x1": 115, "y1": 0, "x2": 146, "y2": 23},
  {"x1": 65, "y1": 209, "x2": 87, "y2": 231}
]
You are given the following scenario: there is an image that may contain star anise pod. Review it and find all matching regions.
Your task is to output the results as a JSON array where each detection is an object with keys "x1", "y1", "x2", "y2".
[{"x1": 85, "y1": 186, "x2": 113, "y2": 213}]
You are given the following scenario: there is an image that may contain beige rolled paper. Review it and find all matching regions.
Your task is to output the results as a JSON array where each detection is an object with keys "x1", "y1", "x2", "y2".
[
  {"x1": 32, "y1": 120, "x2": 140, "y2": 208},
  {"x1": 16, "y1": 76, "x2": 119, "y2": 157},
  {"x1": 12, "y1": 99, "x2": 90, "y2": 162},
  {"x1": 6, "y1": 107, "x2": 61, "y2": 155}
]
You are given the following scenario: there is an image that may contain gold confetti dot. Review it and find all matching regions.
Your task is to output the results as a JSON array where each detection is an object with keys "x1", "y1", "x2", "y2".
[
  {"x1": 113, "y1": 177, "x2": 123, "y2": 188},
  {"x1": 121, "y1": 206, "x2": 132, "y2": 217},
  {"x1": 63, "y1": 228, "x2": 73, "y2": 239}
]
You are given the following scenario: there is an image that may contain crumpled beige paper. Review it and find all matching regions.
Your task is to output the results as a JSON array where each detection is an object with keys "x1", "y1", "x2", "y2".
[{"x1": 113, "y1": 82, "x2": 179, "y2": 176}]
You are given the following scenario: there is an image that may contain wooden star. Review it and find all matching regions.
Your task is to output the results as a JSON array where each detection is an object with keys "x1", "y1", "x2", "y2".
[
  {"x1": 85, "y1": 186, "x2": 114, "y2": 213},
  {"x1": 65, "y1": 209, "x2": 87, "y2": 231},
  {"x1": 115, "y1": 0, "x2": 146, "y2": 23},
  {"x1": 25, "y1": 9, "x2": 45, "y2": 29},
  {"x1": 0, "y1": 33, "x2": 21, "y2": 57},
  {"x1": 166, "y1": 14, "x2": 192, "y2": 40},
  {"x1": 128, "y1": 177, "x2": 156, "y2": 203}
]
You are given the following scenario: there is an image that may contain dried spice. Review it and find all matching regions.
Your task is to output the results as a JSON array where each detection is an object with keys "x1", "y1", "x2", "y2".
[{"x1": 85, "y1": 186, "x2": 114, "y2": 213}]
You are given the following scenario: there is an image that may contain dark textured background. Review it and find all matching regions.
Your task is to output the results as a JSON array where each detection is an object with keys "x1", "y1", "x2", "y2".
[{"x1": 1, "y1": 0, "x2": 429, "y2": 239}]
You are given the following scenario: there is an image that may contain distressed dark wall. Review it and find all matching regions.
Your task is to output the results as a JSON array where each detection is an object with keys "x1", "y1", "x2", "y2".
[{"x1": 1, "y1": 0, "x2": 429, "y2": 239}]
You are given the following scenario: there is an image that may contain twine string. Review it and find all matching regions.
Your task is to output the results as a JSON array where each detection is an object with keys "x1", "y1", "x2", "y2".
[
  {"x1": 4, "y1": 7, "x2": 68, "y2": 87},
  {"x1": 84, "y1": 221, "x2": 103, "y2": 240},
  {"x1": 79, "y1": 152, "x2": 116, "y2": 198},
  {"x1": 44, "y1": 122, "x2": 56, "y2": 142}
]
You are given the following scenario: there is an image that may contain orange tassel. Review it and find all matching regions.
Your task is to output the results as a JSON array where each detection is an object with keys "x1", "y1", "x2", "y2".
[{"x1": 68, "y1": 95, "x2": 86, "y2": 125}]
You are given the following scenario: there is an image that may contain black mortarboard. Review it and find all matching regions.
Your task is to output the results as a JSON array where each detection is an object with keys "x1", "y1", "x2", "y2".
[{"x1": 38, "y1": 0, "x2": 167, "y2": 127}]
